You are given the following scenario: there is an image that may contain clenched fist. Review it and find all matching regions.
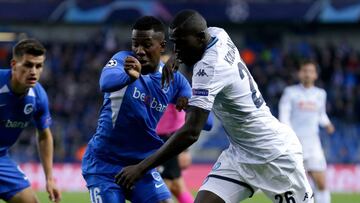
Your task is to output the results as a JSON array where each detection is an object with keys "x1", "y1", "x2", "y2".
[{"x1": 124, "y1": 56, "x2": 142, "y2": 80}]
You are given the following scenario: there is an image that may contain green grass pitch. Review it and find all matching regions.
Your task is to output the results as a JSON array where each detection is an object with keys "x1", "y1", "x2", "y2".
[{"x1": 15, "y1": 191, "x2": 360, "y2": 203}]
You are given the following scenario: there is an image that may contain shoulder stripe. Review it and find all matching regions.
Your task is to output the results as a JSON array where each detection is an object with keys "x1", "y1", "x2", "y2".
[
  {"x1": 109, "y1": 87, "x2": 128, "y2": 127},
  {"x1": 0, "y1": 85, "x2": 9, "y2": 94},
  {"x1": 206, "y1": 37, "x2": 218, "y2": 50},
  {"x1": 28, "y1": 88, "x2": 35, "y2": 97}
]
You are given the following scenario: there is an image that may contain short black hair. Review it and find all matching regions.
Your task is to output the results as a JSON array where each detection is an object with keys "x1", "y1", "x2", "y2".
[
  {"x1": 13, "y1": 39, "x2": 46, "y2": 59},
  {"x1": 170, "y1": 9, "x2": 207, "y2": 32},
  {"x1": 132, "y1": 16, "x2": 165, "y2": 33},
  {"x1": 298, "y1": 58, "x2": 320, "y2": 73}
]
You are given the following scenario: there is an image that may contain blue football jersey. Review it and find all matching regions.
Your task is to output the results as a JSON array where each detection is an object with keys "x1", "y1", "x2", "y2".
[
  {"x1": 0, "y1": 69, "x2": 51, "y2": 156},
  {"x1": 85, "y1": 51, "x2": 191, "y2": 171}
]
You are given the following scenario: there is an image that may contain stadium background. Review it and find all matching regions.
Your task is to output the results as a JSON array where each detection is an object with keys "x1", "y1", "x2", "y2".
[{"x1": 1, "y1": 0, "x2": 360, "y2": 202}]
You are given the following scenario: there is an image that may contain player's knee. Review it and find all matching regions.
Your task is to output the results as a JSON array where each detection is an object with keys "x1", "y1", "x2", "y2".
[
  {"x1": 178, "y1": 152, "x2": 192, "y2": 170},
  {"x1": 313, "y1": 176, "x2": 326, "y2": 190},
  {"x1": 316, "y1": 181, "x2": 326, "y2": 190},
  {"x1": 8, "y1": 190, "x2": 39, "y2": 203},
  {"x1": 170, "y1": 180, "x2": 185, "y2": 197}
]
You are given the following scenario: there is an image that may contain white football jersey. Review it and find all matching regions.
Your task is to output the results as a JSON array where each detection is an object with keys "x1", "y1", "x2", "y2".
[
  {"x1": 189, "y1": 27, "x2": 298, "y2": 164},
  {"x1": 279, "y1": 84, "x2": 330, "y2": 147}
]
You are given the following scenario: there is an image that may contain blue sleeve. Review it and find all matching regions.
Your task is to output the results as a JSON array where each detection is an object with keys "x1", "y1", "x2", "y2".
[
  {"x1": 34, "y1": 85, "x2": 52, "y2": 130},
  {"x1": 99, "y1": 51, "x2": 134, "y2": 92},
  {"x1": 170, "y1": 72, "x2": 192, "y2": 104},
  {"x1": 203, "y1": 112, "x2": 213, "y2": 131}
]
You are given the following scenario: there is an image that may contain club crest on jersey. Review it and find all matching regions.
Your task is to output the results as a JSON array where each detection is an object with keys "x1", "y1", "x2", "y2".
[
  {"x1": 162, "y1": 86, "x2": 170, "y2": 93},
  {"x1": 106, "y1": 59, "x2": 117, "y2": 67},
  {"x1": 24, "y1": 104, "x2": 33, "y2": 115},
  {"x1": 151, "y1": 171, "x2": 162, "y2": 181},
  {"x1": 212, "y1": 162, "x2": 221, "y2": 171}
]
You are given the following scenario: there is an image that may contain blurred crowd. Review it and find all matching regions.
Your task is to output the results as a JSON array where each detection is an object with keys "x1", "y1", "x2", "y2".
[{"x1": 1, "y1": 29, "x2": 359, "y2": 164}]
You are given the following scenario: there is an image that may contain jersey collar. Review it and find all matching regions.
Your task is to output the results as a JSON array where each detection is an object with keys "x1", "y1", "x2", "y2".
[{"x1": 206, "y1": 37, "x2": 218, "y2": 50}]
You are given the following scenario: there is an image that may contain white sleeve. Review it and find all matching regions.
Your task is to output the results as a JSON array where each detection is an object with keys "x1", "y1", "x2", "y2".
[
  {"x1": 189, "y1": 62, "x2": 226, "y2": 111},
  {"x1": 319, "y1": 91, "x2": 331, "y2": 127},
  {"x1": 278, "y1": 88, "x2": 292, "y2": 126}
]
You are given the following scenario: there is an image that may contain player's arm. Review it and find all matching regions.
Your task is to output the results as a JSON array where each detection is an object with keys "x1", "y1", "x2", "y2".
[
  {"x1": 34, "y1": 87, "x2": 61, "y2": 202},
  {"x1": 278, "y1": 88, "x2": 292, "y2": 126},
  {"x1": 36, "y1": 128, "x2": 60, "y2": 202},
  {"x1": 171, "y1": 72, "x2": 192, "y2": 111},
  {"x1": 115, "y1": 105, "x2": 209, "y2": 190},
  {"x1": 319, "y1": 91, "x2": 335, "y2": 134},
  {"x1": 100, "y1": 52, "x2": 141, "y2": 92},
  {"x1": 172, "y1": 71, "x2": 213, "y2": 131},
  {"x1": 116, "y1": 62, "x2": 221, "y2": 189}
]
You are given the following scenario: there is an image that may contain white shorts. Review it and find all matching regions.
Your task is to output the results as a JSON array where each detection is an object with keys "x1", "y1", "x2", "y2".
[
  {"x1": 199, "y1": 147, "x2": 314, "y2": 203},
  {"x1": 302, "y1": 144, "x2": 327, "y2": 172}
]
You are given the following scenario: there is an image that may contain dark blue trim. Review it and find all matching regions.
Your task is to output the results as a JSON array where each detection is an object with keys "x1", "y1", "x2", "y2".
[
  {"x1": 206, "y1": 37, "x2": 218, "y2": 50},
  {"x1": 207, "y1": 174, "x2": 255, "y2": 198}
]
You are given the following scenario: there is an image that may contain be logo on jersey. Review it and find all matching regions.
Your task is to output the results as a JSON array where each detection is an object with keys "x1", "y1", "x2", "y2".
[{"x1": 24, "y1": 103, "x2": 33, "y2": 115}]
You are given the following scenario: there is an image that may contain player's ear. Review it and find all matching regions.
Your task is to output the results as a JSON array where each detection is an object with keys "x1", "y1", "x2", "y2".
[
  {"x1": 197, "y1": 31, "x2": 206, "y2": 40},
  {"x1": 160, "y1": 40, "x2": 166, "y2": 52},
  {"x1": 10, "y1": 59, "x2": 17, "y2": 70}
]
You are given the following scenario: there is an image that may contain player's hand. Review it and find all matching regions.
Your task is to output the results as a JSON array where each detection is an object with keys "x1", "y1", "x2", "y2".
[
  {"x1": 326, "y1": 123, "x2": 335, "y2": 134},
  {"x1": 124, "y1": 56, "x2": 142, "y2": 80},
  {"x1": 115, "y1": 164, "x2": 146, "y2": 190},
  {"x1": 46, "y1": 178, "x2": 61, "y2": 202},
  {"x1": 175, "y1": 96, "x2": 188, "y2": 111},
  {"x1": 161, "y1": 54, "x2": 180, "y2": 88}
]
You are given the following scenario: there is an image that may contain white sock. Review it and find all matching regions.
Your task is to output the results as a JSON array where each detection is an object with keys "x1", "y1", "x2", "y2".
[{"x1": 315, "y1": 190, "x2": 330, "y2": 203}]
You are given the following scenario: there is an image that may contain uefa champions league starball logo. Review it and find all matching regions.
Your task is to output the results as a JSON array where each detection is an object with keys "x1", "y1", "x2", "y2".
[
  {"x1": 24, "y1": 103, "x2": 33, "y2": 115},
  {"x1": 106, "y1": 59, "x2": 117, "y2": 67}
]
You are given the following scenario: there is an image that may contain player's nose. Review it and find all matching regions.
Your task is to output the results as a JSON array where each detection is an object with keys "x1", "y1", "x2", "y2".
[{"x1": 134, "y1": 46, "x2": 146, "y2": 56}]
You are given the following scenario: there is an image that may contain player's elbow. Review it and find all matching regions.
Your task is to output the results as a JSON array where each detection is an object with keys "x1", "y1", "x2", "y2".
[
  {"x1": 99, "y1": 82, "x2": 111, "y2": 92},
  {"x1": 99, "y1": 76, "x2": 110, "y2": 92},
  {"x1": 183, "y1": 127, "x2": 201, "y2": 144}
]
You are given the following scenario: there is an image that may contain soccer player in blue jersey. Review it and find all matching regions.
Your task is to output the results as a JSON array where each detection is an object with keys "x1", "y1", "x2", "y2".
[
  {"x1": 0, "y1": 39, "x2": 61, "y2": 203},
  {"x1": 81, "y1": 16, "x2": 192, "y2": 203}
]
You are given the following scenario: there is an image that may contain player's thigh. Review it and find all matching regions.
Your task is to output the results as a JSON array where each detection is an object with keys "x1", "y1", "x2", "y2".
[
  {"x1": 130, "y1": 169, "x2": 172, "y2": 203},
  {"x1": 158, "y1": 155, "x2": 181, "y2": 180},
  {"x1": 84, "y1": 174, "x2": 125, "y2": 203},
  {"x1": 303, "y1": 148, "x2": 327, "y2": 172},
  {"x1": 0, "y1": 156, "x2": 32, "y2": 202},
  {"x1": 199, "y1": 175, "x2": 254, "y2": 203},
  {"x1": 195, "y1": 190, "x2": 225, "y2": 203},
  {"x1": 199, "y1": 151, "x2": 256, "y2": 203},
  {"x1": 178, "y1": 150, "x2": 192, "y2": 170},
  {"x1": 88, "y1": 184, "x2": 125, "y2": 203},
  {"x1": 259, "y1": 152, "x2": 314, "y2": 203},
  {"x1": 308, "y1": 171, "x2": 326, "y2": 190},
  {"x1": 7, "y1": 187, "x2": 38, "y2": 203}
]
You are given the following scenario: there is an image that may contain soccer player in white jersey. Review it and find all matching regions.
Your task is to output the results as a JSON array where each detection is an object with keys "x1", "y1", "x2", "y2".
[
  {"x1": 116, "y1": 10, "x2": 314, "y2": 203},
  {"x1": 279, "y1": 60, "x2": 335, "y2": 203}
]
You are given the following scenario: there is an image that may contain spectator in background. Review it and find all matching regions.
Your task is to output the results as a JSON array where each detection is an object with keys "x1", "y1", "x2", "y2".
[
  {"x1": 0, "y1": 39, "x2": 61, "y2": 203},
  {"x1": 279, "y1": 59, "x2": 335, "y2": 203},
  {"x1": 1, "y1": 25, "x2": 360, "y2": 165}
]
